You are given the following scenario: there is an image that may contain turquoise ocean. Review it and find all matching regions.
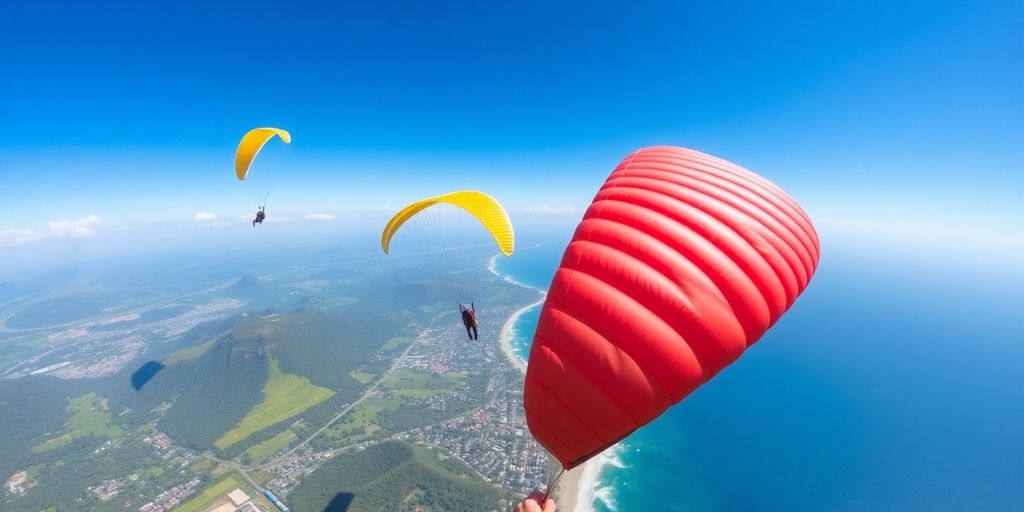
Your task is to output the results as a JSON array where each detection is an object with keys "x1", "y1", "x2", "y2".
[{"x1": 494, "y1": 241, "x2": 1024, "y2": 512}]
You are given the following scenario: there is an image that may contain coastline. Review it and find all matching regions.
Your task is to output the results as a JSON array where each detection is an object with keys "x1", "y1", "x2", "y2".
[
  {"x1": 489, "y1": 253, "x2": 599, "y2": 512},
  {"x1": 497, "y1": 295, "x2": 544, "y2": 373},
  {"x1": 489, "y1": 253, "x2": 543, "y2": 374},
  {"x1": 558, "y1": 463, "x2": 588, "y2": 512}
]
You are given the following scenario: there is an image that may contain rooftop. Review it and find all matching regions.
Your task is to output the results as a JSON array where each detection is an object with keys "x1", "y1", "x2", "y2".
[{"x1": 228, "y1": 488, "x2": 251, "y2": 506}]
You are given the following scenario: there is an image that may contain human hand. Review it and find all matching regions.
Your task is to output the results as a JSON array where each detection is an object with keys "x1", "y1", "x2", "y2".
[{"x1": 515, "y1": 491, "x2": 556, "y2": 512}]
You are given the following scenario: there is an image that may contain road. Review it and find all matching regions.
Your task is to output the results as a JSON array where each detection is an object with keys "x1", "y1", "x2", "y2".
[{"x1": 262, "y1": 316, "x2": 430, "y2": 464}]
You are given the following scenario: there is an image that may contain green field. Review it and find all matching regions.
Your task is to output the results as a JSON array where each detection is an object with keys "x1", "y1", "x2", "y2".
[
  {"x1": 135, "y1": 422, "x2": 157, "y2": 434},
  {"x1": 164, "y1": 335, "x2": 220, "y2": 364},
  {"x1": 172, "y1": 474, "x2": 242, "y2": 512},
  {"x1": 391, "y1": 388, "x2": 443, "y2": 398},
  {"x1": 383, "y1": 368, "x2": 466, "y2": 400},
  {"x1": 32, "y1": 393, "x2": 124, "y2": 453},
  {"x1": 349, "y1": 369, "x2": 376, "y2": 384},
  {"x1": 242, "y1": 428, "x2": 296, "y2": 464},
  {"x1": 214, "y1": 359, "x2": 334, "y2": 449},
  {"x1": 383, "y1": 368, "x2": 431, "y2": 387},
  {"x1": 26, "y1": 463, "x2": 46, "y2": 479},
  {"x1": 249, "y1": 469, "x2": 274, "y2": 487},
  {"x1": 381, "y1": 336, "x2": 411, "y2": 351},
  {"x1": 188, "y1": 458, "x2": 213, "y2": 473},
  {"x1": 327, "y1": 397, "x2": 400, "y2": 442},
  {"x1": 32, "y1": 433, "x2": 74, "y2": 453},
  {"x1": 389, "y1": 369, "x2": 461, "y2": 388}
]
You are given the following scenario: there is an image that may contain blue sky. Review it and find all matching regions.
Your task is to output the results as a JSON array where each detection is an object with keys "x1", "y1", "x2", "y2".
[{"x1": 1, "y1": 0, "x2": 1021, "y2": 269}]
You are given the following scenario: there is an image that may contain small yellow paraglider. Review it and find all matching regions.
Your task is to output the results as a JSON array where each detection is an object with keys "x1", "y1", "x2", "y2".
[
  {"x1": 234, "y1": 127, "x2": 290, "y2": 226},
  {"x1": 235, "y1": 127, "x2": 291, "y2": 181}
]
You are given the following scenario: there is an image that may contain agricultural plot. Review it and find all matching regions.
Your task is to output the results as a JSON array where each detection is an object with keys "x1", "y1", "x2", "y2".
[
  {"x1": 381, "y1": 336, "x2": 411, "y2": 351},
  {"x1": 214, "y1": 360, "x2": 334, "y2": 449},
  {"x1": 383, "y1": 368, "x2": 466, "y2": 399},
  {"x1": 32, "y1": 393, "x2": 123, "y2": 453},
  {"x1": 172, "y1": 474, "x2": 244, "y2": 512},
  {"x1": 242, "y1": 428, "x2": 297, "y2": 464},
  {"x1": 348, "y1": 369, "x2": 376, "y2": 384},
  {"x1": 326, "y1": 397, "x2": 401, "y2": 443}
]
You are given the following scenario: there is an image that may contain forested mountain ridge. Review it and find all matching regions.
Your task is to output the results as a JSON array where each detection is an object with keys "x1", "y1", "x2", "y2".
[
  {"x1": 116, "y1": 307, "x2": 394, "y2": 452},
  {"x1": 286, "y1": 441, "x2": 507, "y2": 512}
]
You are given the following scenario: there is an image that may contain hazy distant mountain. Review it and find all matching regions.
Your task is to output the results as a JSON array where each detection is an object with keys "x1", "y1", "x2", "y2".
[
  {"x1": 311, "y1": 266, "x2": 360, "y2": 281},
  {"x1": 226, "y1": 274, "x2": 266, "y2": 295}
]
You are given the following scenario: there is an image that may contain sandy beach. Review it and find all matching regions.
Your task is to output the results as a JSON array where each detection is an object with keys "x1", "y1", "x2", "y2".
[
  {"x1": 491, "y1": 252, "x2": 544, "y2": 374},
  {"x1": 497, "y1": 295, "x2": 544, "y2": 373},
  {"x1": 556, "y1": 462, "x2": 591, "y2": 512}
]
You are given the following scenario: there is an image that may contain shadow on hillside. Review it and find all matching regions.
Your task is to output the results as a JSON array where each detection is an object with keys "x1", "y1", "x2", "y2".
[
  {"x1": 323, "y1": 492, "x2": 355, "y2": 512},
  {"x1": 130, "y1": 360, "x2": 166, "y2": 390}
]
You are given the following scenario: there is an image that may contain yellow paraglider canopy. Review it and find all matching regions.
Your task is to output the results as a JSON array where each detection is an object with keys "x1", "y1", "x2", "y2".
[
  {"x1": 381, "y1": 191, "x2": 515, "y2": 256},
  {"x1": 235, "y1": 127, "x2": 291, "y2": 181}
]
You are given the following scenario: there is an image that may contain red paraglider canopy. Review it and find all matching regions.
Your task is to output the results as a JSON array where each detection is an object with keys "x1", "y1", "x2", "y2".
[{"x1": 524, "y1": 146, "x2": 820, "y2": 469}]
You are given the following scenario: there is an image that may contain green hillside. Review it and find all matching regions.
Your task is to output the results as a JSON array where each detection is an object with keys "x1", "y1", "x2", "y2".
[
  {"x1": 32, "y1": 392, "x2": 123, "y2": 453},
  {"x1": 0, "y1": 377, "x2": 82, "y2": 479},
  {"x1": 273, "y1": 308, "x2": 403, "y2": 394},
  {"x1": 99, "y1": 314, "x2": 250, "y2": 428},
  {"x1": 147, "y1": 322, "x2": 272, "y2": 450},
  {"x1": 286, "y1": 441, "x2": 506, "y2": 512},
  {"x1": 214, "y1": 359, "x2": 334, "y2": 449},
  {"x1": 126, "y1": 305, "x2": 398, "y2": 453}
]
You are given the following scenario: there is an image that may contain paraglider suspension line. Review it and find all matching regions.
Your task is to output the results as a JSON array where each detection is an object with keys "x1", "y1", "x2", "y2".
[{"x1": 542, "y1": 468, "x2": 566, "y2": 504}]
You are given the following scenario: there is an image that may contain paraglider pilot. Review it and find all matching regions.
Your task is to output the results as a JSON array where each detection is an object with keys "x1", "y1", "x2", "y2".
[
  {"x1": 253, "y1": 206, "x2": 266, "y2": 227},
  {"x1": 460, "y1": 302, "x2": 478, "y2": 341}
]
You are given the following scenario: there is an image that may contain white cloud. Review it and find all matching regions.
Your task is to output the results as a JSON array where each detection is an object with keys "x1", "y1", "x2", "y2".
[
  {"x1": 521, "y1": 204, "x2": 579, "y2": 214},
  {"x1": 1, "y1": 214, "x2": 103, "y2": 246},
  {"x1": 194, "y1": 212, "x2": 217, "y2": 221},
  {"x1": 304, "y1": 213, "x2": 336, "y2": 221},
  {"x1": 47, "y1": 214, "x2": 103, "y2": 239},
  {"x1": 48, "y1": 214, "x2": 102, "y2": 238},
  {"x1": 0, "y1": 229, "x2": 42, "y2": 246}
]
